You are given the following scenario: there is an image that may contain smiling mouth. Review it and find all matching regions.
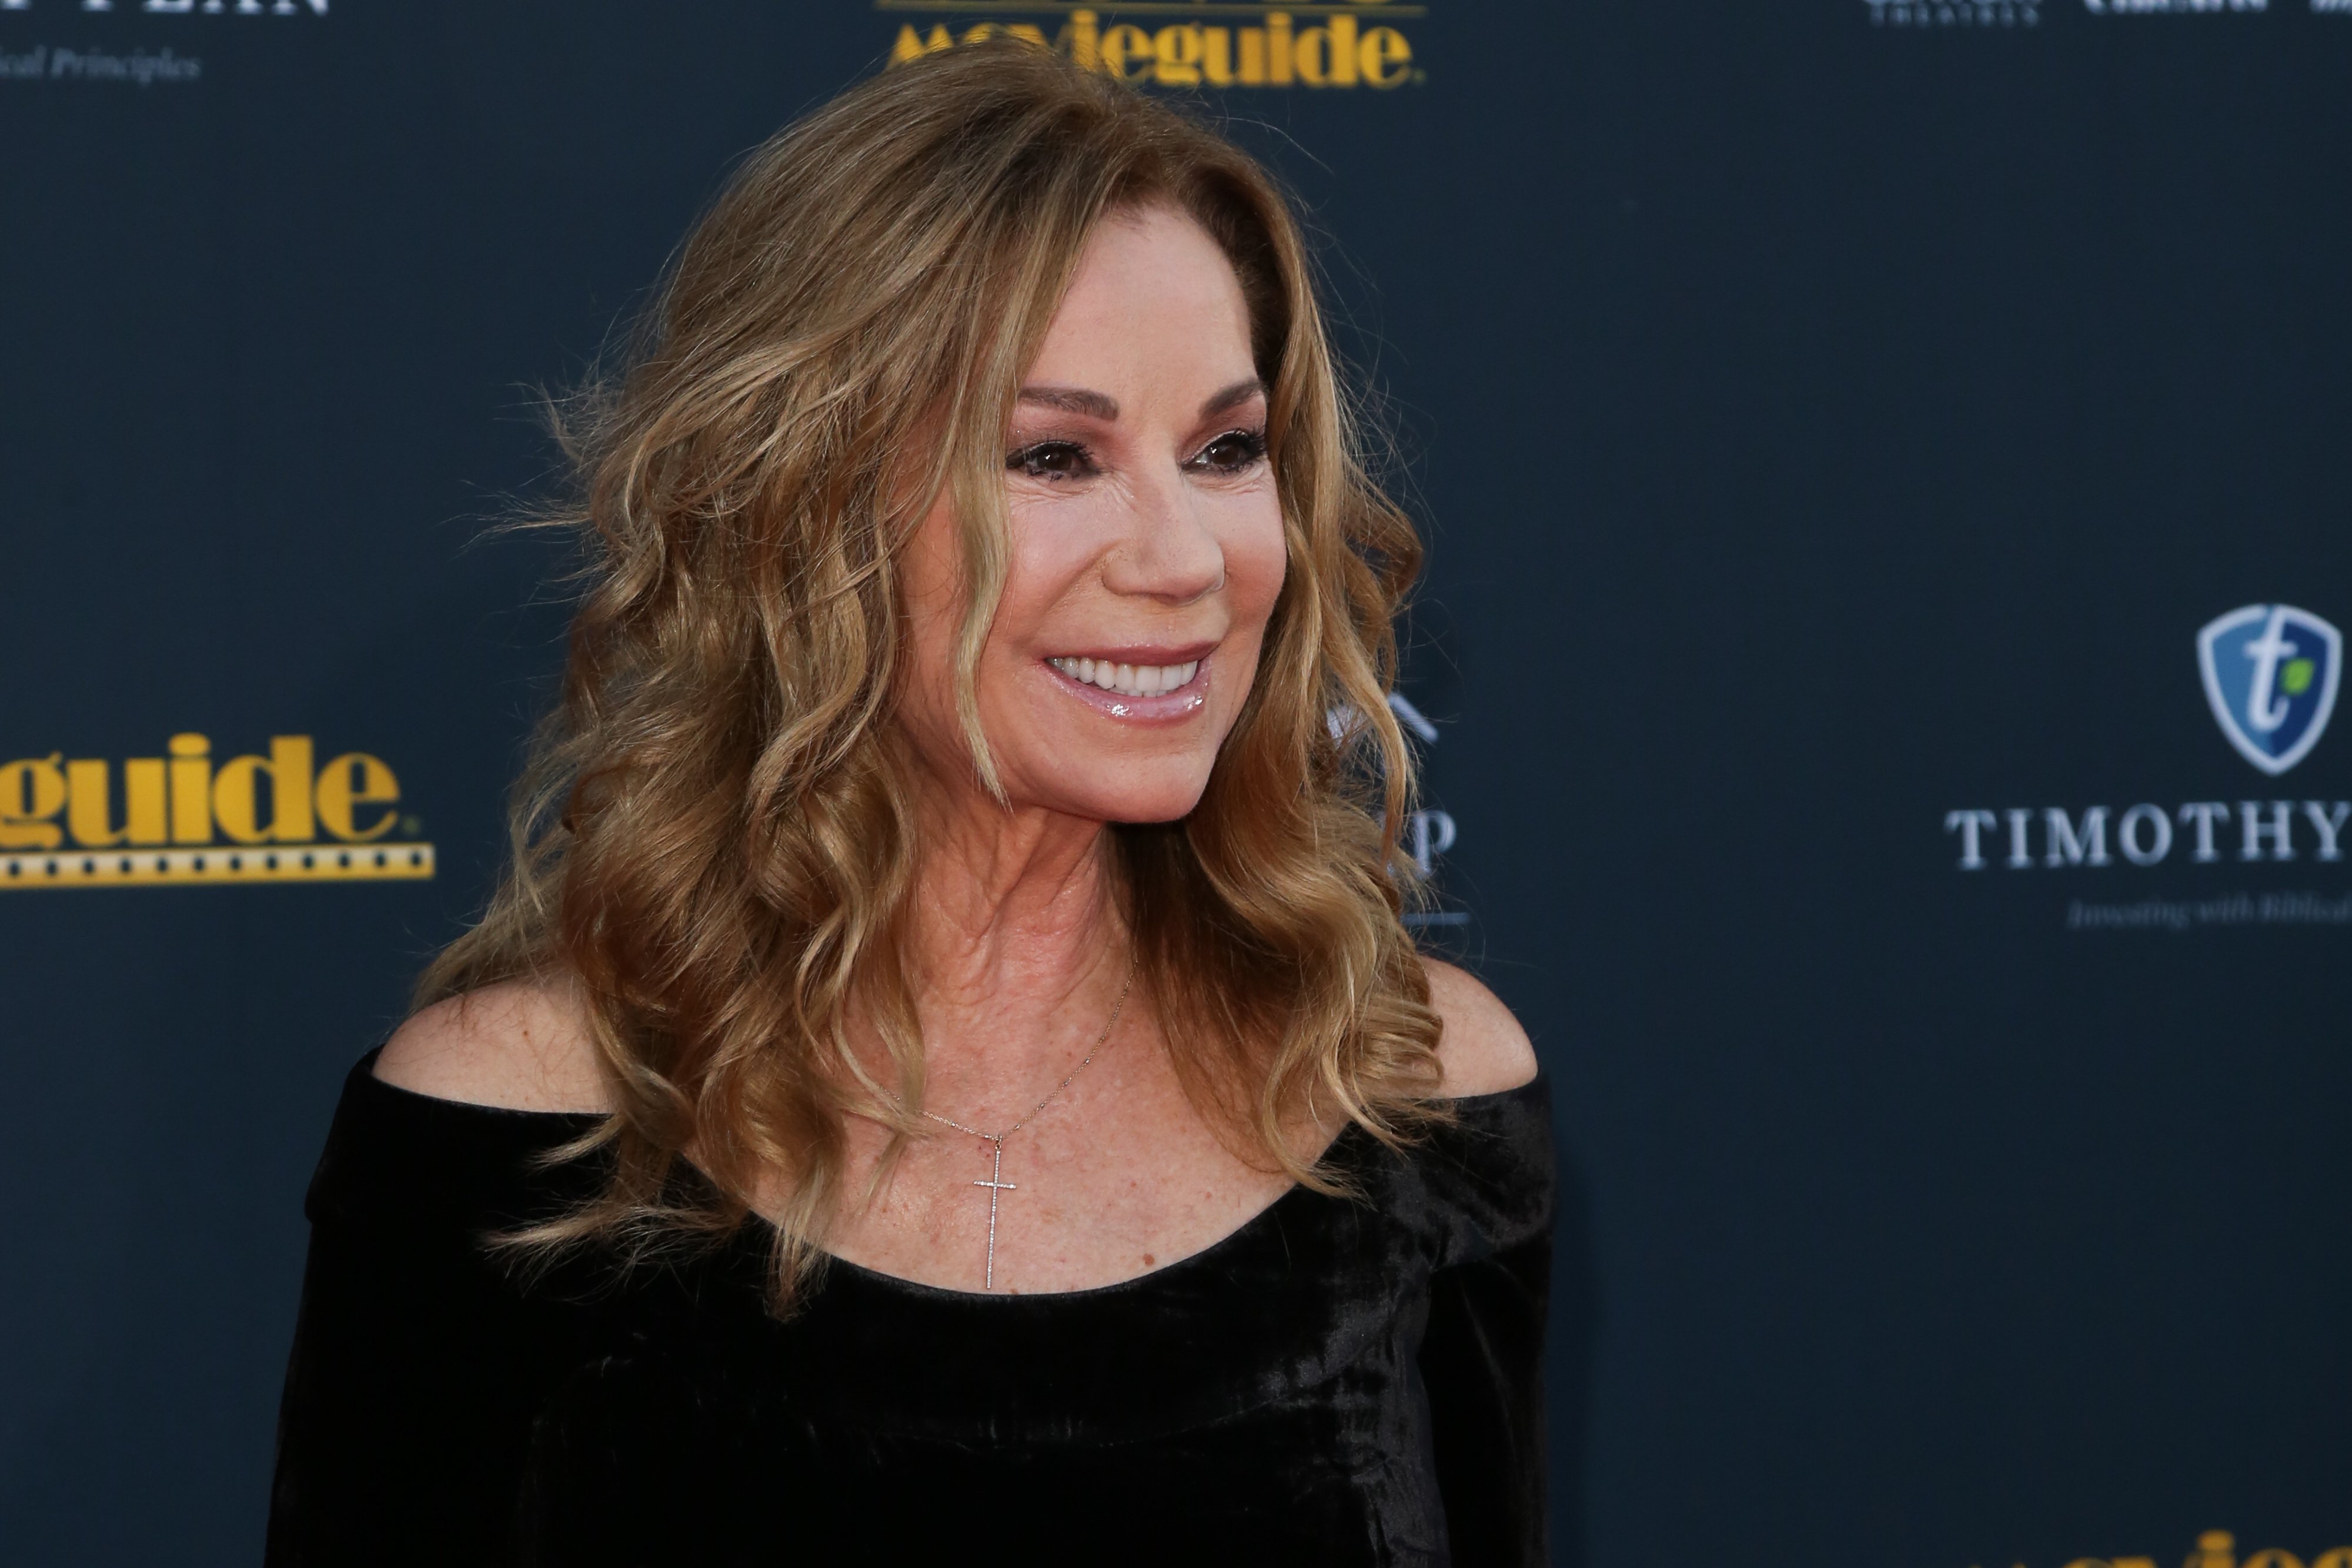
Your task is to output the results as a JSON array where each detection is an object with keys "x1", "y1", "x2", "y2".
[{"x1": 1045, "y1": 655, "x2": 1202, "y2": 699}]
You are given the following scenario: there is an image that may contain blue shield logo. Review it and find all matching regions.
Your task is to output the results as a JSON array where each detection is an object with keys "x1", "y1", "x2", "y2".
[{"x1": 2197, "y1": 604, "x2": 2341, "y2": 775}]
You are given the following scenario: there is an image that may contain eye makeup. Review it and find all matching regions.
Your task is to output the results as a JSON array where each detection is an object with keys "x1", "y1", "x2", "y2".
[
  {"x1": 1187, "y1": 427, "x2": 1268, "y2": 474},
  {"x1": 1006, "y1": 439, "x2": 1100, "y2": 480},
  {"x1": 1005, "y1": 426, "x2": 1267, "y2": 483}
]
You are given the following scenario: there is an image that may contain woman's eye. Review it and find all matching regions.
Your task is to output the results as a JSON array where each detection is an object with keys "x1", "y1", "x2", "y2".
[
  {"x1": 1190, "y1": 429, "x2": 1268, "y2": 474},
  {"x1": 1008, "y1": 440, "x2": 1096, "y2": 481}
]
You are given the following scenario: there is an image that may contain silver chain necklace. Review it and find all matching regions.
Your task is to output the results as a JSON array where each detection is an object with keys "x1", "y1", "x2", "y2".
[{"x1": 908, "y1": 955, "x2": 1138, "y2": 1290}]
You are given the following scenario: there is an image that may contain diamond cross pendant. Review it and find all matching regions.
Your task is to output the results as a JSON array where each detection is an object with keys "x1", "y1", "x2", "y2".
[{"x1": 971, "y1": 1135, "x2": 1017, "y2": 1290}]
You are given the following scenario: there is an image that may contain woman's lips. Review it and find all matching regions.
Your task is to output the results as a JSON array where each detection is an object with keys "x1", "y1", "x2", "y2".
[{"x1": 1041, "y1": 647, "x2": 1213, "y2": 720}]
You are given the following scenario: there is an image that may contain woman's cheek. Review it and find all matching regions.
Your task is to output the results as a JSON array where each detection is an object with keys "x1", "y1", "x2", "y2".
[
  {"x1": 1010, "y1": 500, "x2": 1111, "y2": 607},
  {"x1": 1229, "y1": 503, "x2": 1289, "y2": 628}
]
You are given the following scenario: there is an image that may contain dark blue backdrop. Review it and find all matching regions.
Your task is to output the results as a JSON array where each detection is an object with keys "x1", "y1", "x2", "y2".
[{"x1": 4, "y1": 2, "x2": 2348, "y2": 1564}]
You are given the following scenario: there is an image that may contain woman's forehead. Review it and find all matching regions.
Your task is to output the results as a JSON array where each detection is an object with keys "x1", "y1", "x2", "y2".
[{"x1": 1023, "y1": 210, "x2": 1257, "y2": 412}]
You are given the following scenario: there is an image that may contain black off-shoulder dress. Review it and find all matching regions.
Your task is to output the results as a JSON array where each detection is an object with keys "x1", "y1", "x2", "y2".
[{"x1": 266, "y1": 1051, "x2": 1554, "y2": 1567}]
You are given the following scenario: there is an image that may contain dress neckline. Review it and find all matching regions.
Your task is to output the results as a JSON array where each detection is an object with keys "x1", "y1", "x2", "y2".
[{"x1": 355, "y1": 1050, "x2": 1545, "y2": 1302}]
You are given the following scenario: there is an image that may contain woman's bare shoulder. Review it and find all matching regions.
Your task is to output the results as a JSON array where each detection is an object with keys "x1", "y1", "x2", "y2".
[
  {"x1": 1424, "y1": 958, "x2": 1540, "y2": 1097},
  {"x1": 372, "y1": 977, "x2": 611, "y2": 1113}
]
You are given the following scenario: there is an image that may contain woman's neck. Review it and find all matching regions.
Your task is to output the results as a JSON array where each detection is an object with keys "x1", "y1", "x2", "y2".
[{"x1": 899, "y1": 781, "x2": 1132, "y2": 1112}]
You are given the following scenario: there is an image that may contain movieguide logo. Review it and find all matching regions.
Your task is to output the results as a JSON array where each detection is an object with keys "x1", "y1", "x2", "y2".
[
  {"x1": 0, "y1": 733, "x2": 432, "y2": 890},
  {"x1": 1984, "y1": 1527, "x2": 2352, "y2": 1568},
  {"x1": 1944, "y1": 603, "x2": 2345, "y2": 931},
  {"x1": 883, "y1": 2, "x2": 1421, "y2": 90}
]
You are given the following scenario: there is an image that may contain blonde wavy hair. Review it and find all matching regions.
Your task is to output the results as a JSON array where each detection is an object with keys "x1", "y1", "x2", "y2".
[{"x1": 420, "y1": 41, "x2": 1444, "y2": 1307}]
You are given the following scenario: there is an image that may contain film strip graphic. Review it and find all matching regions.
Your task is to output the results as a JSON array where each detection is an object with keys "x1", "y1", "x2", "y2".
[{"x1": 1, "y1": 841, "x2": 435, "y2": 890}]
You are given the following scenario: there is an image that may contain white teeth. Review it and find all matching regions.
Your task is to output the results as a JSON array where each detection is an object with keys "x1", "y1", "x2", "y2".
[{"x1": 1048, "y1": 657, "x2": 1202, "y2": 698}]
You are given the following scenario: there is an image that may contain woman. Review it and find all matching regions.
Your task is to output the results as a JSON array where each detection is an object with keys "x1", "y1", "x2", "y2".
[{"x1": 268, "y1": 41, "x2": 1550, "y2": 1568}]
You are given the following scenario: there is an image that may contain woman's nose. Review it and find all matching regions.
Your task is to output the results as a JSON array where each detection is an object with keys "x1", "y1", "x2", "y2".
[{"x1": 1102, "y1": 466, "x2": 1226, "y2": 605}]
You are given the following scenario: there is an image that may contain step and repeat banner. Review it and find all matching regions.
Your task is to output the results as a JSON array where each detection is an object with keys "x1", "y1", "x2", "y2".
[{"x1": 3, "y1": 2, "x2": 2347, "y2": 1564}]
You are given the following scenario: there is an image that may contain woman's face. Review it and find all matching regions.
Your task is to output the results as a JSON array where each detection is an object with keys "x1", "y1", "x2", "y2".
[{"x1": 898, "y1": 204, "x2": 1288, "y2": 825}]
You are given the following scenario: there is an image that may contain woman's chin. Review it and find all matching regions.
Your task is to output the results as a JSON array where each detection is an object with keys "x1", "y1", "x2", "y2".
[{"x1": 1022, "y1": 774, "x2": 1212, "y2": 827}]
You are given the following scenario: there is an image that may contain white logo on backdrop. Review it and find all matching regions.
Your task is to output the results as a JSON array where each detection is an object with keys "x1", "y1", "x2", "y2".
[
  {"x1": 0, "y1": 2, "x2": 325, "y2": 12},
  {"x1": 1864, "y1": 0, "x2": 2043, "y2": 28},
  {"x1": 1941, "y1": 605, "x2": 2349, "y2": 934}
]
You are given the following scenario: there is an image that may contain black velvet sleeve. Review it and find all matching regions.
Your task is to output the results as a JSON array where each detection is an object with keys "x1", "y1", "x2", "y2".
[
  {"x1": 265, "y1": 1057, "x2": 602, "y2": 1568},
  {"x1": 1415, "y1": 1078, "x2": 1556, "y2": 1567}
]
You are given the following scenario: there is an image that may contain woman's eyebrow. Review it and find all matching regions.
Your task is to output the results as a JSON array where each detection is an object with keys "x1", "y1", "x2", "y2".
[
  {"x1": 1014, "y1": 379, "x2": 1265, "y2": 422},
  {"x1": 1017, "y1": 385, "x2": 1120, "y2": 419},
  {"x1": 1201, "y1": 378, "x2": 1265, "y2": 418}
]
